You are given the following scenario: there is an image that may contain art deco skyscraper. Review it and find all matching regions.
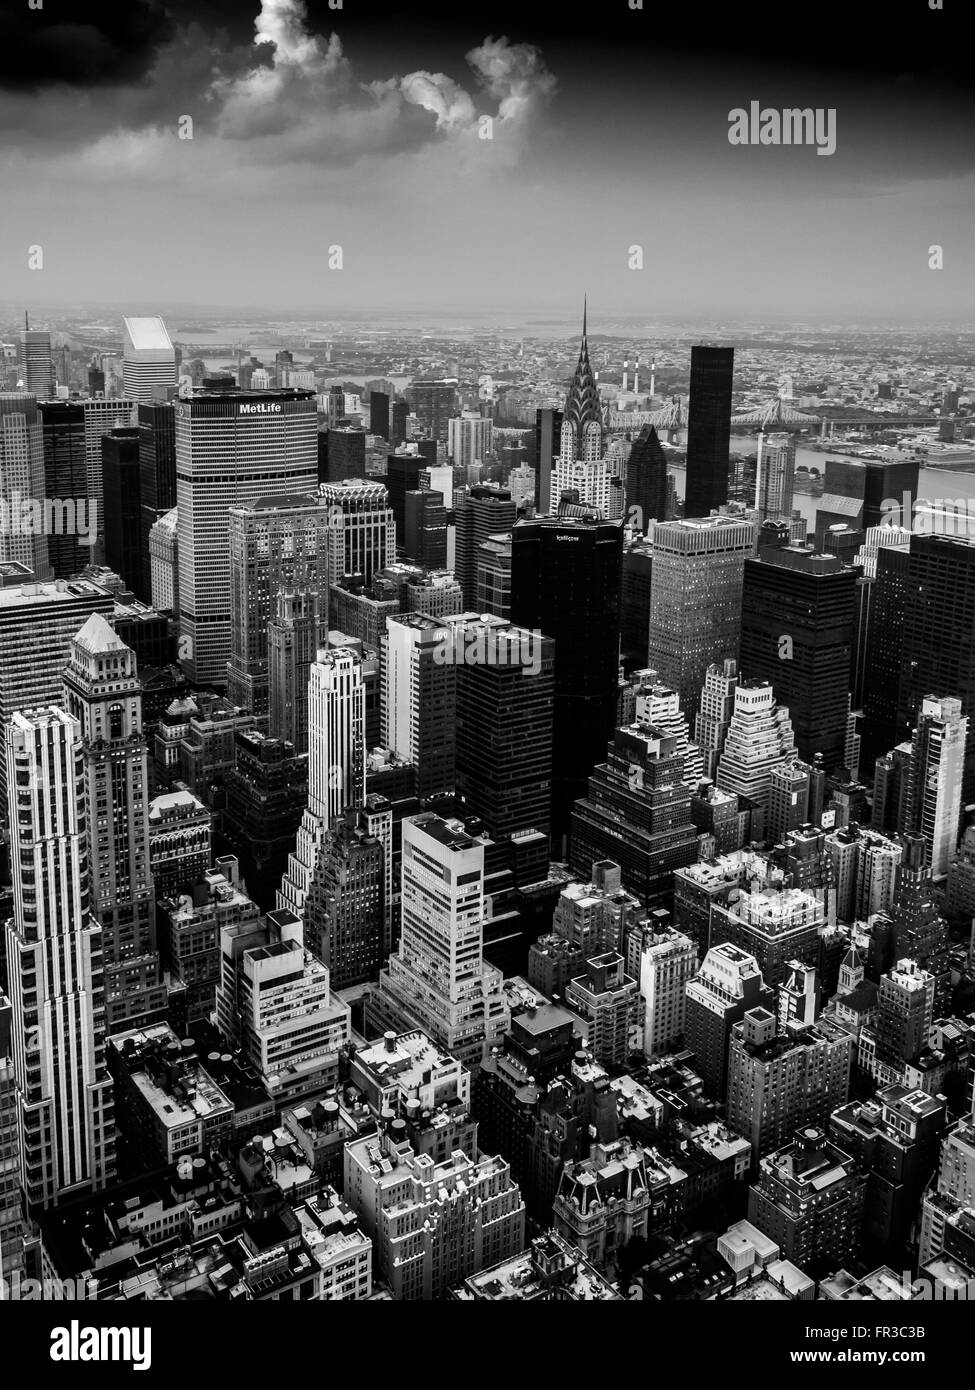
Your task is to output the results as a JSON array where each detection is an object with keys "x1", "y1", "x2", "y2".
[
  {"x1": 268, "y1": 589, "x2": 323, "y2": 755},
  {"x1": 176, "y1": 388, "x2": 318, "y2": 684},
  {"x1": 4, "y1": 707, "x2": 116, "y2": 1208},
  {"x1": 278, "y1": 646, "x2": 366, "y2": 919},
  {"x1": 684, "y1": 345, "x2": 734, "y2": 518},
  {"x1": 715, "y1": 681, "x2": 798, "y2": 835},
  {"x1": 62, "y1": 615, "x2": 166, "y2": 1032},
  {"x1": 558, "y1": 303, "x2": 604, "y2": 464}
]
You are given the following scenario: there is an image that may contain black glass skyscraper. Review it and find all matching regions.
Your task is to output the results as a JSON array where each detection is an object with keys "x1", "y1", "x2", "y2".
[
  {"x1": 370, "y1": 390, "x2": 390, "y2": 441},
  {"x1": 685, "y1": 345, "x2": 734, "y2": 518},
  {"x1": 39, "y1": 400, "x2": 89, "y2": 578},
  {"x1": 533, "y1": 407, "x2": 562, "y2": 514},
  {"x1": 102, "y1": 427, "x2": 143, "y2": 595},
  {"x1": 137, "y1": 400, "x2": 175, "y2": 603},
  {"x1": 509, "y1": 514, "x2": 623, "y2": 851}
]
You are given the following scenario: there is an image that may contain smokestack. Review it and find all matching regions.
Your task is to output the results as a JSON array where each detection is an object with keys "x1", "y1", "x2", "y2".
[
  {"x1": 633, "y1": 356, "x2": 639, "y2": 395},
  {"x1": 650, "y1": 357, "x2": 656, "y2": 397},
  {"x1": 622, "y1": 358, "x2": 629, "y2": 394}
]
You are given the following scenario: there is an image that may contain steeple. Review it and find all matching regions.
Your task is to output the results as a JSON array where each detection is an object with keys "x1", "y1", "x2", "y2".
[{"x1": 560, "y1": 298, "x2": 604, "y2": 463}]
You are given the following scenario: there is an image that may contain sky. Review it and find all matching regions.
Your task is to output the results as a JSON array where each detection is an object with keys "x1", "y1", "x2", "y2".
[{"x1": 1, "y1": 0, "x2": 973, "y2": 321}]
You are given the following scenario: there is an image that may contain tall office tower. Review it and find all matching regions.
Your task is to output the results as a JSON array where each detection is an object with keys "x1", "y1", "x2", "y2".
[
  {"x1": 564, "y1": 953, "x2": 644, "y2": 1068},
  {"x1": 227, "y1": 493, "x2": 332, "y2": 719},
  {"x1": 0, "y1": 393, "x2": 52, "y2": 580},
  {"x1": 754, "y1": 432, "x2": 796, "y2": 522},
  {"x1": 714, "y1": 682, "x2": 797, "y2": 833},
  {"x1": 371, "y1": 814, "x2": 511, "y2": 1066},
  {"x1": 534, "y1": 406, "x2": 563, "y2": 514},
  {"x1": 4, "y1": 707, "x2": 115, "y2": 1208},
  {"x1": 175, "y1": 388, "x2": 318, "y2": 684},
  {"x1": 559, "y1": 305, "x2": 604, "y2": 465},
  {"x1": 21, "y1": 321, "x2": 54, "y2": 397},
  {"x1": 0, "y1": 579, "x2": 114, "y2": 803},
  {"x1": 386, "y1": 444, "x2": 431, "y2": 538},
  {"x1": 620, "y1": 538, "x2": 653, "y2": 669},
  {"x1": 695, "y1": 658, "x2": 740, "y2": 781},
  {"x1": 410, "y1": 377, "x2": 458, "y2": 442},
  {"x1": 80, "y1": 396, "x2": 136, "y2": 524},
  {"x1": 320, "y1": 478, "x2": 395, "y2": 589},
  {"x1": 648, "y1": 517, "x2": 755, "y2": 722},
  {"x1": 278, "y1": 646, "x2": 365, "y2": 919},
  {"x1": 475, "y1": 533, "x2": 512, "y2": 618},
  {"x1": 390, "y1": 399, "x2": 408, "y2": 447},
  {"x1": 455, "y1": 485, "x2": 517, "y2": 608},
  {"x1": 815, "y1": 456, "x2": 919, "y2": 547},
  {"x1": 403, "y1": 489, "x2": 447, "y2": 568},
  {"x1": 727, "y1": 1007, "x2": 852, "y2": 1164},
  {"x1": 452, "y1": 615, "x2": 555, "y2": 841},
  {"x1": 0, "y1": 995, "x2": 26, "y2": 1284},
  {"x1": 37, "y1": 401, "x2": 90, "y2": 577},
  {"x1": 867, "y1": 536, "x2": 975, "y2": 797},
  {"x1": 369, "y1": 390, "x2": 390, "y2": 440},
  {"x1": 553, "y1": 454, "x2": 625, "y2": 520},
  {"x1": 685, "y1": 943, "x2": 774, "y2": 1095},
  {"x1": 121, "y1": 316, "x2": 177, "y2": 403},
  {"x1": 267, "y1": 589, "x2": 322, "y2": 754},
  {"x1": 305, "y1": 807, "x2": 386, "y2": 989},
  {"x1": 626, "y1": 921, "x2": 697, "y2": 1058},
  {"x1": 148, "y1": 507, "x2": 178, "y2": 612},
  {"x1": 382, "y1": 612, "x2": 460, "y2": 800},
  {"x1": 684, "y1": 345, "x2": 734, "y2": 517},
  {"x1": 747, "y1": 1128, "x2": 865, "y2": 1272},
  {"x1": 135, "y1": 401, "x2": 176, "y2": 602},
  {"x1": 569, "y1": 724, "x2": 700, "y2": 905},
  {"x1": 552, "y1": 862, "x2": 640, "y2": 955},
  {"x1": 710, "y1": 884, "x2": 823, "y2": 989},
  {"x1": 323, "y1": 425, "x2": 367, "y2": 484},
  {"x1": 626, "y1": 424, "x2": 669, "y2": 529},
  {"x1": 629, "y1": 669, "x2": 704, "y2": 786},
  {"x1": 901, "y1": 696, "x2": 967, "y2": 880},
  {"x1": 62, "y1": 616, "x2": 165, "y2": 1031},
  {"x1": 510, "y1": 515, "x2": 623, "y2": 849},
  {"x1": 448, "y1": 412, "x2": 494, "y2": 468},
  {"x1": 739, "y1": 545, "x2": 858, "y2": 772},
  {"x1": 101, "y1": 426, "x2": 142, "y2": 594}
]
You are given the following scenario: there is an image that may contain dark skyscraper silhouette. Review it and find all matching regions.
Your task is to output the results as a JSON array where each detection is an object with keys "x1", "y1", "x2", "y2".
[
  {"x1": 685, "y1": 346, "x2": 734, "y2": 518},
  {"x1": 510, "y1": 514, "x2": 623, "y2": 851},
  {"x1": 534, "y1": 407, "x2": 563, "y2": 514},
  {"x1": 626, "y1": 423, "x2": 669, "y2": 527}
]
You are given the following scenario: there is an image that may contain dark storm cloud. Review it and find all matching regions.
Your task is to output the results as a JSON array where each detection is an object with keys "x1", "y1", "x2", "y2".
[{"x1": 0, "y1": 0, "x2": 175, "y2": 89}]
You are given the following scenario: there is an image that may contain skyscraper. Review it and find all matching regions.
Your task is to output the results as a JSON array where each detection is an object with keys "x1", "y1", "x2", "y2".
[
  {"x1": 685, "y1": 943, "x2": 774, "y2": 1095},
  {"x1": 121, "y1": 316, "x2": 177, "y2": 403},
  {"x1": 559, "y1": 304, "x2": 604, "y2": 465},
  {"x1": 739, "y1": 544, "x2": 858, "y2": 772},
  {"x1": 534, "y1": 406, "x2": 563, "y2": 514},
  {"x1": 320, "y1": 478, "x2": 395, "y2": 591},
  {"x1": 403, "y1": 489, "x2": 448, "y2": 569},
  {"x1": 714, "y1": 681, "x2": 798, "y2": 835},
  {"x1": 754, "y1": 432, "x2": 796, "y2": 523},
  {"x1": 175, "y1": 388, "x2": 318, "y2": 684},
  {"x1": 684, "y1": 345, "x2": 734, "y2": 518},
  {"x1": 902, "y1": 695, "x2": 967, "y2": 880},
  {"x1": 454, "y1": 485, "x2": 517, "y2": 609},
  {"x1": 369, "y1": 390, "x2": 390, "y2": 440},
  {"x1": 268, "y1": 589, "x2": 323, "y2": 754},
  {"x1": 227, "y1": 493, "x2": 331, "y2": 720},
  {"x1": 409, "y1": 378, "x2": 458, "y2": 443},
  {"x1": 278, "y1": 646, "x2": 366, "y2": 920},
  {"x1": 21, "y1": 321, "x2": 54, "y2": 398},
  {"x1": 510, "y1": 514, "x2": 623, "y2": 849},
  {"x1": 62, "y1": 616, "x2": 165, "y2": 1031},
  {"x1": 4, "y1": 707, "x2": 116, "y2": 1208},
  {"x1": 448, "y1": 413, "x2": 494, "y2": 469},
  {"x1": 101, "y1": 426, "x2": 143, "y2": 596},
  {"x1": 625, "y1": 424, "x2": 669, "y2": 529},
  {"x1": 370, "y1": 813, "x2": 510, "y2": 1066},
  {"x1": 382, "y1": 612, "x2": 459, "y2": 800},
  {"x1": 648, "y1": 517, "x2": 755, "y2": 724},
  {"x1": 0, "y1": 392, "x2": 51, "y2": 580},
  {"x1": 136, "y1": 400, "x2": 176, "y2": 604},
  {"x1": 38, "y1": 401, "x2": 90, "y2": 577},
  {"x1": 452, "y1": 615, "x2": 555, "y2": 841}
]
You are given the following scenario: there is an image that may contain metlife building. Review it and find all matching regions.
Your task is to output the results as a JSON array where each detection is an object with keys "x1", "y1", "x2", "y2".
[{"x1": 175, "y1": 388, "x2": 318, "y2": 684}]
